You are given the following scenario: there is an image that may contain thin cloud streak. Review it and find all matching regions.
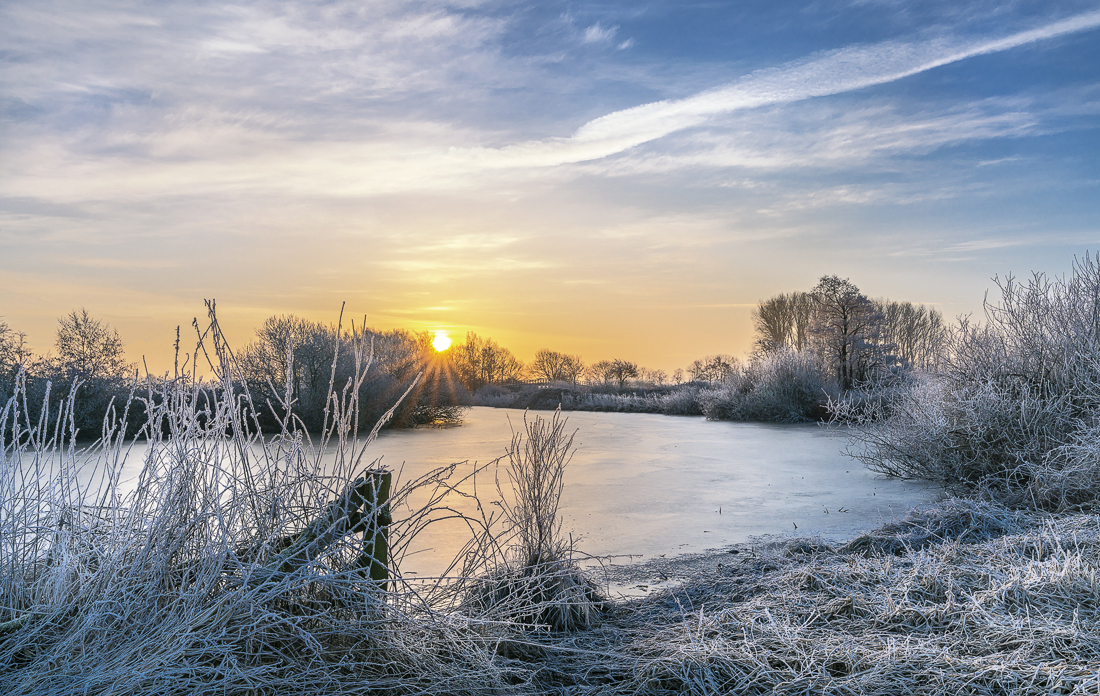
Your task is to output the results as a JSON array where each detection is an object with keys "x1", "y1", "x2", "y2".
[{"x1": 465, "y1": 9, "x2": 1100, "y2": 168}]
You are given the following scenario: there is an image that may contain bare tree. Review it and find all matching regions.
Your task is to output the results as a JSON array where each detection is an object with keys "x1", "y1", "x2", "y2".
[
  {"x1": 609, "y1": 359, "x2": 638, "y2": 387},
  {"x1": 587, "y1": 360, "x2": 613, "y2": 385},
  {"x1": 0, "y1": 317, "x2": 31, "y2": 393},
  {"x1": 672, "y1": 368, "x2": 684, "y2": 385},
  {"x1": 688, "y1": 355, "x2": 738, "y2": 382},
  {"x1": 0, "y1": 317, "x2": 30, "y2": 369},
  {"x1": 528, "y1": 349, "x2": 585, "y2": 384},
  {"x1": 586, "y1": 359, "x2": 637, "y2": 387},
  {"x1": 877, "y1": 300, "x2": 947, "y2": 370},
  {"x1": 54, "y1": 309, "x2": 131, "y2": 379},
  {"x1": 243, "y1": 316, "x2": 343, "y2": 395},
  {"x1": 752, "y1": 292, "x2": 814, "y2": 354},
  {"x1": 808, "y1": 276, "x2": 884, "y2": 391},
  {"x1": 452, "y1": 332, "x2": 523, "y2": 390}
]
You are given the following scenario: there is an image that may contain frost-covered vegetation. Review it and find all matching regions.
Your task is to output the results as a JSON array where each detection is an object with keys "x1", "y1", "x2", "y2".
[
  {"x1": 550, "y1": 499, "x2": 1100, "y2": 695},
  {"x1": 0, "y1": 308, "x2": 599, "y2": 694},
  {"x1": 5, "y1": 255, "x2": 1100, "y2": 694},
  {"x1": 838, "y1": 253, "x2": 1100, "y2": 511}
]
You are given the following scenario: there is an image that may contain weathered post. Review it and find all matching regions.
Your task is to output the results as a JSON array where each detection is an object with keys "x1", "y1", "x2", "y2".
[
  {"x1": 262, "y1": 469, "x2": 392, "y2": 587},
  {"x1": 361, "y1": 470, "x2": 392, "y2": 591}
]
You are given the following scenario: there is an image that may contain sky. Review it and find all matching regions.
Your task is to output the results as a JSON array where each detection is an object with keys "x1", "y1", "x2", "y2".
[{"x1": 2, "y1": 0, "x2": 1099, "y2": 373}]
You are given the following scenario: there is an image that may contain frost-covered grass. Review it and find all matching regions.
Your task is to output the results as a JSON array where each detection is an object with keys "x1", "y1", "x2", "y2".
[
  {"x1": 539, "y1": 499, "x2": 1100, "y2": 695},
  {"x1": 6, "y1": 277, "x2": 1100, "y2": 694}
]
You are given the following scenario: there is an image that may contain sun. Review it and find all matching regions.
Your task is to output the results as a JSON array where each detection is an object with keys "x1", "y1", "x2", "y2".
[{"x1": 431, "y1": 331, "x2": 452, "y2": 352}]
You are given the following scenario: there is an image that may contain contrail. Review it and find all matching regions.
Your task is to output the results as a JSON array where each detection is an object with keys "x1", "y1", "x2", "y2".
[{"x1": 462, "y1": 9, "x2": 1100, "y2": 168}]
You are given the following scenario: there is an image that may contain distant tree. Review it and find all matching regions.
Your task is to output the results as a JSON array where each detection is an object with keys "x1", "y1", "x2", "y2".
[
  {"x1": 0, "y1": 317, "x2": 31, "y2": 393},
  {"x1": 240, "y1": 315, "x2": 338, "y2": 404},
  {"x1": 371, "y1": 329, "x2": 433, "y2": 381},
  {"x1": 43, "y1": 310, "x2": 135, "y2": 437},
  {"x1": 752, "y1": 292, "x2": 814, "y2": 354},
  {"x1": 587, "y1": 359, "x2": 638, "y2": 387},
  {"x1": 688, "y1": 355, "x2": 738, "y2": 382},
  {"x1": 876, "y1": 300, "x2": 947, "y2": 370},
  {"x1": 672, "y1": 368, "x2": 684, "y2": 385},
  {"x1": 808, "y1": 276, "x2": 885, "y2": 391},
  {"x1": 0, "y1": 317, "x2": 30, "y2": 369},
  {"x1": 452, "y1": 332, "x2": 523, "y2": 390},
  {"x1": 640, "y1": 367, "x2": 667, "y2": 386},
  {"x1": 54, "y1": 309, "x2": 131, "y2": 380},
  {"x1": 587, "y1": 360, "x2": 613, "y2": 385},
  {"x1": 609, "y1": 359, "x2": 638, "y2": 387},
  {"x1": 528, "y1": 349, "x2": 585, "y2": 384}
]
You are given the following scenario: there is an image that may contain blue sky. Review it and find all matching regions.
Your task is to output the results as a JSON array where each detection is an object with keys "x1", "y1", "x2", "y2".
[{"x1": 2, "y1": 0, "x2": 1098, "y2": 371}]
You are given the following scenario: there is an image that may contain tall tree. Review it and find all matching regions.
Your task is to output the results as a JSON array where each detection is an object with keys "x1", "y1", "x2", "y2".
[
  {"x1": 877, "y1": 300, "x2": 947, "y2": 370},
  {"x1": 808, "y1": 276, "x2": 883, "y2": 391},
  {"x1": 753, "y1": 292, "x2": 814, "y2": 353}
]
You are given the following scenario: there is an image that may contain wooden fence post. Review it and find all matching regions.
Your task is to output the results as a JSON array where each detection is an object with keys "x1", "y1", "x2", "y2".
[{"x1": 361, "y1": 470, "x2": 392, "y2": 591}]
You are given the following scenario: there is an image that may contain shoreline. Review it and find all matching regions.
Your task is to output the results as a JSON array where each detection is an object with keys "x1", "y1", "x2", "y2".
[{"x1": 510, "y1": 499, "x2": 1100, "y2": 694}]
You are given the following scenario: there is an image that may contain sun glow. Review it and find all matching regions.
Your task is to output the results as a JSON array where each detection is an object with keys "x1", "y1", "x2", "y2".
[{"x1": 432, "y1": 331, "x2": 452, "y2": 352}]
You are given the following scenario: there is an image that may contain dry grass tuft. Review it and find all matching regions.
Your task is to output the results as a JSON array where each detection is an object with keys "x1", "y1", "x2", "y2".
[
  {"x1": 464, "y1": 410, "x2": 606, "y2": 632},
  {"x1": 842, "y1": 497, "x2": 1030, "y2": 556}
]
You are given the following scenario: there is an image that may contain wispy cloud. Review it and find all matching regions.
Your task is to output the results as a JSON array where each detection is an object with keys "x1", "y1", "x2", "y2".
[
  {"x1": 582, "y1": 22, "x2": 618, "y2": 44},
  {"x1": 465, "y1": 9, "x2": 1100, "y2": 168},
  {"x1": 582, "y1": 97, "x2": 1042, "y2": 176}
]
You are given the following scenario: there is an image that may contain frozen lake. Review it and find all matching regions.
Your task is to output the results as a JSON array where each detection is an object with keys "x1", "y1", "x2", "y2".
[
  {"x1": 23, "y1": 407, "x2": 941, "y2": 581},
  {"x1": 366, "y1": 407, "x2": 941, "y2": 575}
]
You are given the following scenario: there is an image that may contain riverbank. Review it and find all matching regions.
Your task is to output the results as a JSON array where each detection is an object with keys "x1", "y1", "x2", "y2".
[{"x1": 503, "y1": 498, "x2": 1100, "y2": 694}]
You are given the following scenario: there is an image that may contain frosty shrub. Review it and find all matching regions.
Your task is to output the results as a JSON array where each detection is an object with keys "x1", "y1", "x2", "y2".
[
  {"x1": 700, "y1": 348, "x2": 833, "y2": 423},
  {"x1": 464, "y1": 411, "x2": 604, "y2": 632},
  {"x1": 839, "y1": 253, "x2": 1100, "y2": 510}
]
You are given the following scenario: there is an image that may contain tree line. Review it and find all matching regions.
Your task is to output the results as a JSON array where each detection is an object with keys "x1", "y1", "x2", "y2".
[
  {"x1": 453, "y1": 274, "x2": 946, "y2": 402},
  {"x1": 447, "y1": 334, "x2": 657, "y2": 390},
  {"x1": 2, "y1": 274, "x2": 947, "y2": 435},
  {"x1": 454, "y1": 274, "x2": 948, "y2": 421},
  {"x1": 0, "y1": 310, "x2": 465, "y2": 439}
]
